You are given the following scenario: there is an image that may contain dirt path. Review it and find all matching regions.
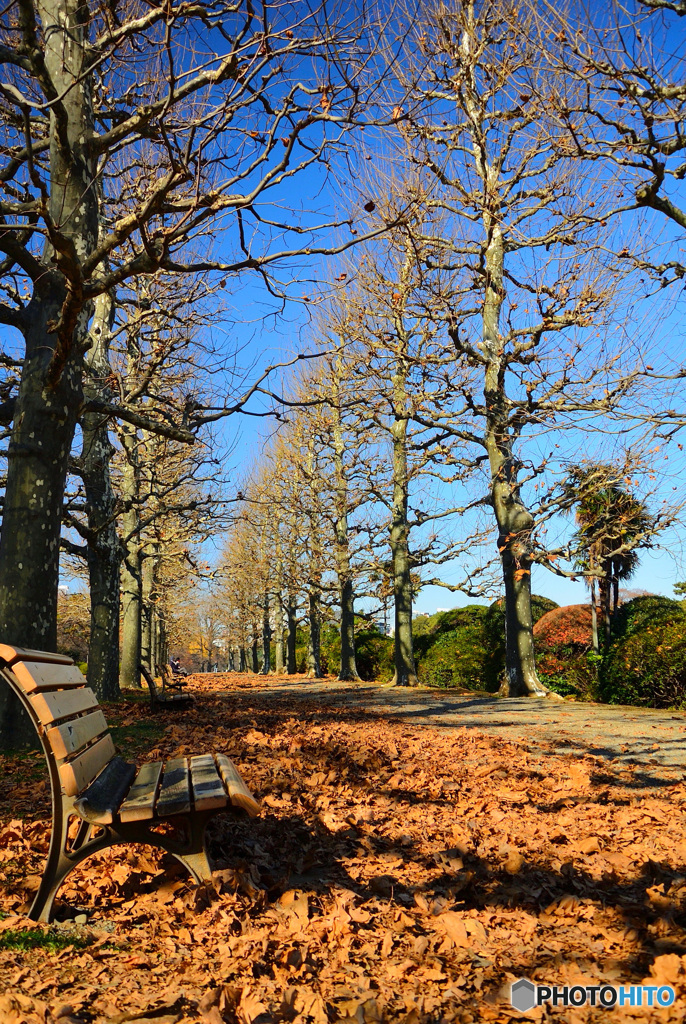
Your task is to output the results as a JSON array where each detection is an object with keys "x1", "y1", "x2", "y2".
[{"x1": 208, "y1": 675, "x2": 686, "y2": 784}]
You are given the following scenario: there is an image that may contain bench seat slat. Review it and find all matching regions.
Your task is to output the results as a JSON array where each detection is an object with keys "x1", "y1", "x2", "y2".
[
  {"x1": 13, "y1": 661, "x2": 90, "y2": 694},
  {"x1": 190, "y1": 754, "x2": 228, "y2": 811},
  {"x1": 216, "y1": 754, "x2": 260, "y2": 817},
  {"x1": 59, "y1": 734, "x2": 116, "y2": 797},
  {"x1": 30, "y1": 687, "x2": 99, "y2": 726},
  {"x1": 119, "y1": 762, "x2": 163, "y2": 822},
  {"x1": 46, "y1": 709, "x2": 109, "y2": 760},
  {"x1": 156, "y1": 758, "x2": 191, "y2": 817},
  {"x1": 73, "y1": 757, "x2": 137, "y2": 825}
]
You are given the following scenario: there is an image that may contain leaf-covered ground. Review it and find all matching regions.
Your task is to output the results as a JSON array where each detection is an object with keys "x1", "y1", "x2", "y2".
[{"x1": 1, "y1": 672, "x2": 686, "y2": 1023}]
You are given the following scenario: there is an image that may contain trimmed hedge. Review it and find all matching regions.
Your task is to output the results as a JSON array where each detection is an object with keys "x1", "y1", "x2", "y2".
[
  {"x1": 413, "y1": 596, "x2": 559, "y2": 691},
  {"x1": 600, "y1": 596, "x2": 686, "y2": 708},
  {"x1": 415, "y1": 606, "x2": 495, "y2": 690},
  {"x1": 533, "y1": 604, "x2": 597, "y2": 699}
]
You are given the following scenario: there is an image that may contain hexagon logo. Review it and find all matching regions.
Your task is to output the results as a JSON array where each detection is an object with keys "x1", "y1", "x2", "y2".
[{"x1": 511, "y1": 978, "x2": 536, "y2": 1012}]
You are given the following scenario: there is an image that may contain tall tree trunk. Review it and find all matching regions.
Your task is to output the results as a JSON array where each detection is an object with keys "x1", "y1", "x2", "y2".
[
  {"x1": 601, "y1": 574, "x2": 612, "y2": 649},
  {"x1": 479, "y1": 224, "x2": 549, "y2": 697},
  {"x1": 251, "y1": 635, "x2": 259, "y2": 673},
  {"x1": 261, "y1": 591, "x2": 271, "y2": 673},
  {"x1": 389, "y1": 375, "x2": 417, "y2": 687},
  {"x1": 154, "y1": 613, "x2": 165, "y2": 671},
  {"x1": 590, "y1": 578, "x2": 599, "y2": 654},
  {"x1": 286, "y1": 596, "x2": 297, "y2": 673},
  {"x1": 274, "y1": 589, "x2": 285, "y2": 674},
  {"x1": 331, "y1": 378, "x2": 360, "y2": 681},
  {"x1": 239, "y1": 646, "x2": 247, "y2": 672},
  {"x1": 119, "y1": 422, "x2": 142, "y2": 688},
  {"x1": 140, "y1": 551, "x2": 154, "y2": 671},
  {"x1": 340, "y1": 577, "x2": 359, "y2": 682},
  {"x1": 0, "y1": 0, "x2": 98, "y2": 747},
  {"x1": 307, "y1": 589, "x2": 321, "y2": 678},
  {"x1": 82, "y1": 289, "x2": 120, "y2": 702}
]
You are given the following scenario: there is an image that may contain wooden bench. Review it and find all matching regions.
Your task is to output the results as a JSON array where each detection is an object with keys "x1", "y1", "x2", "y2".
[
  {"x1": 140, "y1": 663, "x2": 193, "y2": 711},
  {"x1": 160, "y1": 662, "x2": 188, "y2": 695},
  {"x1": 0, "y1": 645, "x2": 259, "y2": 922}
]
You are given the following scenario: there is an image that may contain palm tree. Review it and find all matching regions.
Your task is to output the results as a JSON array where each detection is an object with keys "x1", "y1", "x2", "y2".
[{"x1": 565, "y1": 465, "x2": 653, "y2": 650}]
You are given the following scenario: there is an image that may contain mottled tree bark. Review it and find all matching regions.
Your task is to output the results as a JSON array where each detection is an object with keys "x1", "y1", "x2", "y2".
[
  {"x1": 274, "y1": 589, "x2": 285, "y2": 673},
  {"x1": 590, "y1": 578, "x2": 599, "y2": 653},
  {"x1": 331, "y1": 376, "x2": 360, "y2": 681},
  {"x1": 140, "y1": 551, "x2": 154, "y2": 671},
  {"x1": 480, "y1": 226, "x2": 549, "y2": 697},
  {"x1": 389, "y1": 367, "x2": 417, "y2": 687},
  {"x1": 82, "y1": 399, "x2": 121, "y2": 700},
  {"x1": 307, "y1": 589, "x2": 321, "y2": 678},
  {"x1": 286, "y1": 596, "x2": 297, "y2": 674},
  {"x1": 0, "y1": 0, "x2": 98, "y2": 747},
  {"x1": 261, "y1": 592, "x2": 271, "y2": 673},
  {"x1": 81, "y1": 287, "x2": 120, "y2": 702},
  {"x1": 119, "y1": 422, "x2": 142, "y2": 689}
]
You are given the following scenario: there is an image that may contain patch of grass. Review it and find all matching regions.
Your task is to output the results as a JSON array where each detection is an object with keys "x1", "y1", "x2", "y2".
[
  {"x1": 108, "y1": 718, "x2": 165, "y2": 759},
  {"x1": 0, "y1": 928, "x2": 91, "y2": 952}
]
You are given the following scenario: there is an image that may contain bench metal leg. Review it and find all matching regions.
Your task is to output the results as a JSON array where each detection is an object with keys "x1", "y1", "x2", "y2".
[
  {"x1": 30, "y1": 808, "x2": 218, "y2": 921},
  {"x1": 29, "y1": 801, "x2": 116, "y2": 923},
  {"x1": 120, "y1": 811, "x2": 215, "y2": 883}
]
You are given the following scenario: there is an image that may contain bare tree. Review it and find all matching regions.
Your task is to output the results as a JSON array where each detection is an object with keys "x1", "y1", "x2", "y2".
[
  {"x1": 0, "y1": 0, "x2": 378, "y2": 667},
  {"x1": 373, "y1": 0, "x2": 648, "y2": 695}
]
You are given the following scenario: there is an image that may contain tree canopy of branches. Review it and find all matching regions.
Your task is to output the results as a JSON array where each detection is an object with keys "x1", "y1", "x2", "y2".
[{"x1": 0, "y1": 0, "x2": 374, "y2": 657}]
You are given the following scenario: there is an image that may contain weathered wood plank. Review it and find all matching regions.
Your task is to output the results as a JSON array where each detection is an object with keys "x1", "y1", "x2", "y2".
[
  {"x1": 0, "y1": 645, "x2": 73, "y2": 667},
  {"x1": 190, "y1": 754, "x2": 228, "y2": 811},
  {"x1": 119, "y1": 762, "x2": 163, "y2": 822},
  {"x1": 59, "y1": 734, "x2": 116, "y2": 797},
  {"x1": 30, "y1": 687, "x2": 99, "y2": 726},
  {"x1": 216, "y1": 754, "x2": 260, "y2": 817},
  {"x1": 73, "y1": 757, "x2": 137, "y2": 825},
  {"x1": 46, "y1": 710, "x2": 109, "y2": 760},
  {"x1": 13, "y1": 661, "x2": 87, "y2": 695},
  {"x1": 156, "y1": 758, "x2": 190, "y2": 817}
]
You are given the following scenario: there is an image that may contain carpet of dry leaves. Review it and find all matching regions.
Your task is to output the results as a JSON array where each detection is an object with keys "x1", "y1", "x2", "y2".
[{"x1": 1, "y1": 672, "x2": 686, "y2": 1024}]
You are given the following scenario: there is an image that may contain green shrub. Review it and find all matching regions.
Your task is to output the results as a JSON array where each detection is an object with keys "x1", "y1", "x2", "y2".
[
  {"x1": 320, "y1": 623, "x2": 340, "y2": 676},
  {"x1": 600, "y1": 596, "x2": 686, "y2": 707},
  {"x1": 354, "y1": 627, "x2": 394, "y2": 682},
  {"x1": 415, "y1": 605, "x2": 501, "y2": 691}
]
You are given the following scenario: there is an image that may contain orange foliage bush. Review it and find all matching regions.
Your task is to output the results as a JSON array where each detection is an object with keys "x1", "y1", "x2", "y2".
[{"x1": 534, "y1": 605, "x2": 596, "y2": 697}]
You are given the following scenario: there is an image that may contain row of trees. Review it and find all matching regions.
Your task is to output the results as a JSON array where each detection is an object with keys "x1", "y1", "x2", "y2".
[
  {"x1": 0, "y1": 0, "x2": 390, "y2": 744},
  {"x1": 1, "y1": 0, "x2": 686, "y2": 741},
  {"x1": 217, "y1": 0, "x2": 686, "y2": 695}
]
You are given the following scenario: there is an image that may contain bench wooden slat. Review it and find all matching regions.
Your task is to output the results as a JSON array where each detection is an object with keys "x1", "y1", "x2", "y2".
[
  {"x1": 46, "y1": 710, "x2": 109, "y2": 760},
  {"x1": 119, "y1": 762, "x2": 163, "y2": 822},
  {"x1": 30, "y1": 687, "x2": 99, "y2": 726},
  {"x1": 0, "y1": 645, "x2": 74, "y2": 667},
  {"x1": 13, "y1": 661, "x2": 90, "y2": 695},
  {"x1": 73, "y1": 757, "x2": 137, "y2": 825},
  {"x1": 216, "y1": 754, "x2": 260, "y2": 817},
  {"x1": 190, "y1": 754, "x2": 228, "y2": 811},
  {"x1": 156, "y1": 757, "x2": 190, "y2": 817},
  {"x1": 59, "y1": 734, "x2": 116, "y2": 797}
]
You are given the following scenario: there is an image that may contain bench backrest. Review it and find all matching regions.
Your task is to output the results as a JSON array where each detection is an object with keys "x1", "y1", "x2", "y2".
[{"x1": 0, "y1": 646, "x2": 114, "y2": 797}]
